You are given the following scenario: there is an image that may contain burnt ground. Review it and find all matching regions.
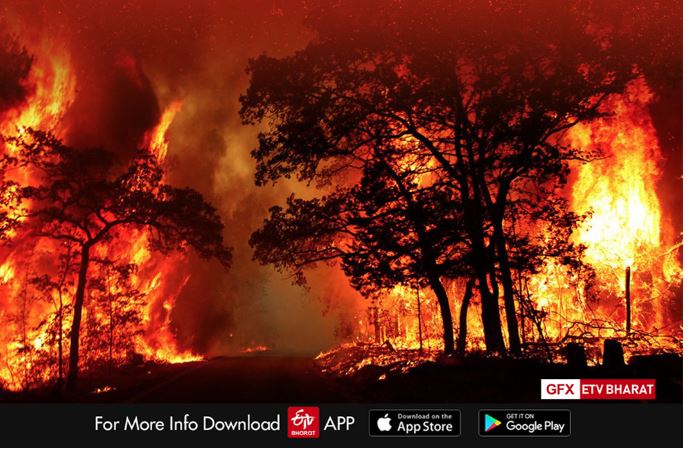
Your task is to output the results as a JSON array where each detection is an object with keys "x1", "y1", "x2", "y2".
[{"x1": 0, "y1": 348, "x2": 682, "y2": 403}]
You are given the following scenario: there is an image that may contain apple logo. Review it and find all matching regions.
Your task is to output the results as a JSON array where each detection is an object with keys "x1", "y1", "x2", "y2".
[{"x1": 377, "y1": 414, "x2": 392, "y2": 432}]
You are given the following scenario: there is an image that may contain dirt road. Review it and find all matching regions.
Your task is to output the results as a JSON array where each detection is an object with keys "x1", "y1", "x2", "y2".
[{"x1": 127, "y1": 356, "x2": 358, "y2": 403}]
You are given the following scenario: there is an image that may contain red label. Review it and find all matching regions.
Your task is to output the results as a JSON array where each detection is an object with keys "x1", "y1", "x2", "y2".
[
  {"x1": 580, "y1": 379, "x2": 656, "y2": 400},
  {"x1": 287, "y1": 407, "x2": 320, "y2": 438}
]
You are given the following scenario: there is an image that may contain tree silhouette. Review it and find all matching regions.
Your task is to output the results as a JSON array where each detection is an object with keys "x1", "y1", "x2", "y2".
[
  {"x1": 241, "y1": 0, "x2": 636, "y2": 354},
  {"x1": 0, "y1": 129, "x2": 231, "y2": 388},
  {"x1": 85, "y1": 259, "x2": 144, "y2": 370},
  {"x1": 251, "y1": 152, "x2": 471, "y2": 354},
  {"x1": 28, "y1": 241, "x2": 75, "y2": 387}
]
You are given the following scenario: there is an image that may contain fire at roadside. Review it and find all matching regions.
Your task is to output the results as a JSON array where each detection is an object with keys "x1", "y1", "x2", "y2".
[{"x1": 314, "y1": 341, "x2": 682, "y2": 403}]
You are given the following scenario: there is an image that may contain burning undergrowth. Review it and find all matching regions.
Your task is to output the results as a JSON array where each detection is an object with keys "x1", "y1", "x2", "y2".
[
  {"x1": 315, "y1": 343, "x2": 441, "y2": 381},
  {"x1": 315, "y1": 342, "x2": 682, "y2": 403}
]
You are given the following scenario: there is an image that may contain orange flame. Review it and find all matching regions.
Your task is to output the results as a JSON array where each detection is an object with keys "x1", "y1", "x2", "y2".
[
  {"x1": 570, "y1": 78, "x2": 666, "y2": 273},
  {"x1": 527, "y1": 78, "x2": 682, "y2": 350},
  {"x1": 0, "y1": 40, "x2": 200, "y2": 391},
  {"x1": 144, "y1": 100, "x2": 183, "y2": 161},
  {"x1": 351, "y1": 78, "x2": 682, "y2": 360}
]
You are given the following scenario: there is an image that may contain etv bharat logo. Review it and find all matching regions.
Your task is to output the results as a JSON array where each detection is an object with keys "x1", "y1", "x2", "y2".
[{"x1": 287, "y1": 407, "x2": 320, "y2": 438}]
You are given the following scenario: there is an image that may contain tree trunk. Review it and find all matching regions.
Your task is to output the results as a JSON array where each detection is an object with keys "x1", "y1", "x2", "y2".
[
  {"x1": 56, "y1": 242, "x2": 72, "y2": 389},
  {"x1": 57, "y1": 295, "x2": 63, "y2": 386},
  {"x1": 415, "y1": 284, "x2": 423, "y2": 352},
  {"x1": 427, "y1": 274, "x2": 455, "y2": 355},
  {"x1": 493, "y1": 222, "x2": 521, "y2": 355},
  {"x1": 625, "y1": 266, "x2": 631, "y2": 336},
  {"x1": 381, "y1": 163, "x2": 456, "y2": 356},
  {"x1": 463, "y1": 189, "x2": 506, "y2": 354},
  {"x1": 457, "y1": 278, "x2": 475, "y2": 355},
  {"x1": 67, "y1": 244, "x2": 90, "y2": 389},
  {"x1": 479, "y1": 276, "x2": 504, "y2": 353},
  {"x1": 470, "y1": 237, "x2": 506, "y2": 354},
  {"x1": 109, "y1": 297, "x2": 114, "y2": 369}
]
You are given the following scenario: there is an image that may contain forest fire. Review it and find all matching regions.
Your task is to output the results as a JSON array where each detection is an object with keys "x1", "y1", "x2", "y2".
[
  {"x1": 525, "y1": 79, "x2": 682, "y2": 354},
  {"x1": 0, "y1": 36, "x2": 75, "y2": 391},
  {"x1": 0, "y1": 39, "x2": 204, "y2": 391},
  {"x1": 356, "y1": 78, "x2": 682, "y2": 364},
  {"x1": 0, "y1": 0, "x2": 682, "y2": 401}
]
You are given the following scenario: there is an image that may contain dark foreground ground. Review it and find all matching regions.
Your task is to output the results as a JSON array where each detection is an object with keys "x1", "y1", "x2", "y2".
[
  {"x1": 0, "y1": 349, "x2": 682, "y2": 403},
  {"x1": 0, "y1": 356, "x2": 356, "y2": 403}
]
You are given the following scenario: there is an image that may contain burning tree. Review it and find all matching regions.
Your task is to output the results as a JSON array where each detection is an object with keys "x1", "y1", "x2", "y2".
[
  {"x1": 241, "y1": 1, "x2": 641, "y2": 355},
  {"x1": 0, "y1": 129, "x2": 232, "y2": 388}
]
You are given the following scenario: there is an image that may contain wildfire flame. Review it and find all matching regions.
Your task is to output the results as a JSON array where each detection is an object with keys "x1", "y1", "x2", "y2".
[
  {"x1": 517, "y1": 78, "x2": 681, "y2": 352},
  {"x1": 144, "y1": 100, "x2": 183, "y2": 162},
  {"x1": 570, "y1": 78, "x2": 666, "y2": 273},
  {"x1": 0, "y1": 36, "x2": 77, "y2": 390},
  {"x1": 357, "y1": 78, "x2": 681, "y2": 360},
  {"x1": 0, "y1": 38, "x2": 200, "y2": 391}
]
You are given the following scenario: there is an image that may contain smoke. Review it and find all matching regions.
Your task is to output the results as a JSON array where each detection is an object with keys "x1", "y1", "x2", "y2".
[
  {"x1": 0, "y1": 0, "x2": 365, "y2": 357},
  {"x1": 0, "y1": 36, "x2": 33, "y2": 115},
  {"x1": 64, "y1": 53, "x2": 160, "y2": 156}
]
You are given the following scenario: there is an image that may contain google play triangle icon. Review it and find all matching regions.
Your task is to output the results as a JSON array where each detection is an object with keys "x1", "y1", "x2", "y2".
[{"x1": 484, "y1": 414, "x2": 502, "y2": 432}]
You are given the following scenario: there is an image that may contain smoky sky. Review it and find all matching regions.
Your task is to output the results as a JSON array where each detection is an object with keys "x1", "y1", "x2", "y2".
[
  {"x1": 0, "y1": 0, "x2": 682, "y2": 355},
  {"x1": 0, "y1": 37, "x2": 33, "y2": 114}
]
